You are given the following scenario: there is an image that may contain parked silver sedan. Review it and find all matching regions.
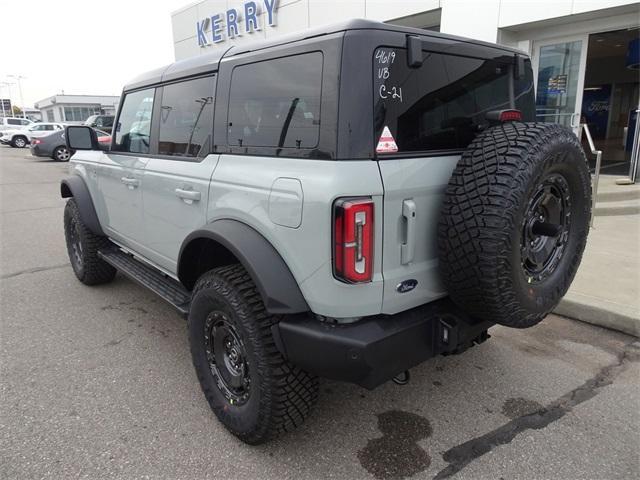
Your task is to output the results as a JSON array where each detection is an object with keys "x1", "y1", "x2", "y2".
[{"x1": 29, "y1": 129, "x2": 111, "y2": 161}]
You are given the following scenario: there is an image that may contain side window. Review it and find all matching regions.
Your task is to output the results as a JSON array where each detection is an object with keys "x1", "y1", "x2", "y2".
[
  {"x1": 158, "y1": 76, "x2": 214, "y2": 158},
  {"x1": 113, "y1": 88, "x2": 155, "y2": 154},
  {"x1": 227, "y1": 52, "x2": 322, "y2": 149},
  {"x1": 21, "y1": 119, "x2": 31, "y2": 126},
  {"x1": 7, "y1": 119, "x2": 21, "y2": 125}
]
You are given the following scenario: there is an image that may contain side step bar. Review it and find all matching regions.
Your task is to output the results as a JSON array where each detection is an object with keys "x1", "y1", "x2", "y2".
[{"x1": 98, "y1": 246, "x2": 191, "y2": 317}]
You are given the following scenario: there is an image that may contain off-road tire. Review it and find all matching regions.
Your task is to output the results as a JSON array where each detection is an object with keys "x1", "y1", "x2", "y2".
[
  {"x1": 12, "y1": 135, "x2": 27, "y2": 148},
  {"x1": 189, "y1": 264, "x2": 318, "y2": 444},
  {"x1": 63, "y1": 198, "x2": 116, "y2": 285},
  {"x1": 438, "y1": 122, "x2": 591, "y2": 328}
]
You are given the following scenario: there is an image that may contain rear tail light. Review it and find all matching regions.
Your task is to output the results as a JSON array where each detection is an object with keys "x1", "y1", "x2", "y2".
[
  {"x1": 31, "y1": 139, "x2": 42, "y2": 145},
  {"x1": 333, "y1": 197, "x2": 374, "y2": 283}
]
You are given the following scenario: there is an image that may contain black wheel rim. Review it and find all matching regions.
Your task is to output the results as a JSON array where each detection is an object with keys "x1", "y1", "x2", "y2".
[
  {"x1": 68, "y1": 216, "x2": 84, "y2": 270},
  {"x1": 204, "y1": 311, "x2": 250, "y2": 406},
  {"x1": 520, "y1": 173, "x2": 571, "y2": 284}
]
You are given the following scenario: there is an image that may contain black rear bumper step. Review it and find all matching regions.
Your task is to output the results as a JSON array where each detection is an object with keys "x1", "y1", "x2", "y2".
[
  {"x1": 274, "y1": 298, "x2": 493, "y2": 389},
  {"x1": 98, "y1": 246, "x2": 191, "y2": 317}
]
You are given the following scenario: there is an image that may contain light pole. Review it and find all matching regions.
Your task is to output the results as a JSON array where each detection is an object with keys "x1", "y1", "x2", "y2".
[
  {"x1": 1, "y1": 81, "x2": 15, "y2": 117},
  {"x1": 0, "y1": 84, "x2": 5, "y2": 117},
  {"x1": 8, "y1": 75, "x2": 26, "y2": 118}
]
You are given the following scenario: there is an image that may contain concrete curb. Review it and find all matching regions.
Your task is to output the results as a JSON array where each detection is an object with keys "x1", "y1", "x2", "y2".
[{"x1": 554, "y1": 298, "x2": 640, "y2": 338}]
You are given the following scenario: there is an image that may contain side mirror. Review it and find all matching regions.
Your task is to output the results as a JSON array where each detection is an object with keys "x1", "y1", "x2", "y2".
[{"x1": 66, "y1": 126, "x2": 99, "y2": 151}]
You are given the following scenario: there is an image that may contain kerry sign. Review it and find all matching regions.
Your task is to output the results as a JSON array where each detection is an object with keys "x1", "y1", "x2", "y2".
[{"x1": 196, "y1": 0, "x2": 278, "y2": 47}]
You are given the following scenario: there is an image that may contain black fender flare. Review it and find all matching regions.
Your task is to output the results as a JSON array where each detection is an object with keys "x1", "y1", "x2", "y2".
[
  {"x1": 179, "y1": 220, "x2": 309, "y2": 314},
  {"x1": 60, "y1": 176, "x2": 104, "y2": 236}
]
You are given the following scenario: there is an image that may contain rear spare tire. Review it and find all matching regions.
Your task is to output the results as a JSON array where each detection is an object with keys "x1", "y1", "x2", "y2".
[{"x1": 438, "y1": 122, "x2": 591, "y2": 328}]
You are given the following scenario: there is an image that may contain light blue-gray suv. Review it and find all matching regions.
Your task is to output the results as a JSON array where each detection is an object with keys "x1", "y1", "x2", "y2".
[{"x1": 61, "y1": 20, "x2": 592, "y2": 444}]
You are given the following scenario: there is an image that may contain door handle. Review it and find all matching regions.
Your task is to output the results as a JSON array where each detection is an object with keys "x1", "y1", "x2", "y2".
[
  {"x1": 175, "y1": 188, "x2": 201, "y2": 203},
  {"x1": 121, "y1": 176, "x2": 139, "y2": 188},
  {"x1": 401, "y1": 199, "x2": 416, "y2": 265}
]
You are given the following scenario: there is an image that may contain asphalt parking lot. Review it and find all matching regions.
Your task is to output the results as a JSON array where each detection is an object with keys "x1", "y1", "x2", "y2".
[{"x1": 1, "y1": 144, "x2": 639, "y2": 480}]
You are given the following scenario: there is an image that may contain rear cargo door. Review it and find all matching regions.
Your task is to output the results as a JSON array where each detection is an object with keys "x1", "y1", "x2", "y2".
[{"x1": 373, "y1": 45, "x2": 535, "y2": 314}]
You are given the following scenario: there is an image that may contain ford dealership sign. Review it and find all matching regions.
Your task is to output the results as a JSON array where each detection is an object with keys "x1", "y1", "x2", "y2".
[{"x1": 196, "y1": 0, "x2": 278, "y2": 47}]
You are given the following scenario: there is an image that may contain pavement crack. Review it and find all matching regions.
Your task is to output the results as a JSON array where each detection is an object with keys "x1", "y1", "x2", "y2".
[
  {"x1": 433, "y1": 342, "x2": 640, "y2": 480},
  {"x1": 1, "y1": 263, "x2": 70, "y2": 279},
  {"x1": 2, "y1": 205, "x2": 64, "y2": 215}
]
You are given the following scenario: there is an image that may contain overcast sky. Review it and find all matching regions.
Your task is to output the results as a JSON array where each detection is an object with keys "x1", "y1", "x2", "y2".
[{"x1": 0, "y1": 0, "x2": 191, "y2": 108}]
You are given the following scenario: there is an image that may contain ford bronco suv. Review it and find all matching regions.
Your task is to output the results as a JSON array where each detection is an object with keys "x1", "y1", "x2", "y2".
[{"x1": 62, "y1": 20, "x2": 591, "y2": 444}]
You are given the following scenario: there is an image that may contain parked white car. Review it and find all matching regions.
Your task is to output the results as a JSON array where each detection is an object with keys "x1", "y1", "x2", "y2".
[
  {"x1": 0, "y1": 117, "x2": 34, "y2": 133},
  {"x1": 0, "y1": 122, "x2": 65, "y2": 148}
]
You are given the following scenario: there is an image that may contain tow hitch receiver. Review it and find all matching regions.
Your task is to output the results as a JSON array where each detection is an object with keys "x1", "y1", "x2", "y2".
[{"x1": 274, "y1": 298, "x2": 494, "y2": 389}]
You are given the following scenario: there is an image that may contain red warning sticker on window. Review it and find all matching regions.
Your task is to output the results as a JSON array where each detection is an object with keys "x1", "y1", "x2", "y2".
[{"x1": 376, "y1": 126, "x2": 398, "y2": 153}]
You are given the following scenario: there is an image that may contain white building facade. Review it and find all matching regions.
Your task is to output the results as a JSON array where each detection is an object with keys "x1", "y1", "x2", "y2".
[
  {"x1": 172, "y1": 0, "x2": 640, "y2": 175},
  {"x1": 34, "y1": 95, "x2": 120, "y2": 124}
]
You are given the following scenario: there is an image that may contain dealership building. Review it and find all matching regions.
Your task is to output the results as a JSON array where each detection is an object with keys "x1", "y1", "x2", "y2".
[
  {"x1": 34, "y1": 94, "x2": 120, "y2": 124},
  {"x1": 172, "y1": 0, "x2": 640, "y2": 176}
]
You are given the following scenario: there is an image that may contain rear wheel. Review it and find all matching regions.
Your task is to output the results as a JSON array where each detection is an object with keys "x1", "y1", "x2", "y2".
[
  {"x1": 438, "y1": 122, "x2": 591, "y2": 328},
  {"x1": 63, "y1": 198, "x2": 116, "y2": 285},
  {"x1": 53, "y1": 146, "x2": 71, "y2": 162},
  {"x1": 189, "y1": 264, "x2": 318, "y2": 444},
  {"x1": 12, "y1": 136, "x2": 27, "y2": 148}
]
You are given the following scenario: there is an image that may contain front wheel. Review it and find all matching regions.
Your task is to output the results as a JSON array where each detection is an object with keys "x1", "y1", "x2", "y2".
[
  {"x1": 188, "y1": 264, "x2": 318, "y2": 444},
  {"x1": 63, "y1": 198, "x2": 116, "y2": 285}
]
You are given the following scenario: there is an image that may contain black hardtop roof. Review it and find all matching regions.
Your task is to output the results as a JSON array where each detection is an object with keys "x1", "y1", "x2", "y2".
[{"x1": 123, "y1": 18, "x2": 524, "y2": 92}]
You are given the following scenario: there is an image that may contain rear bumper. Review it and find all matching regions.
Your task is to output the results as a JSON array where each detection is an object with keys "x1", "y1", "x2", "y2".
[
  {"x1": 29, "y1": 145, "x2": 49, "y2": 156},
  {"x1": 274, "y1": 298, "x2": 493, "y2": 389}
]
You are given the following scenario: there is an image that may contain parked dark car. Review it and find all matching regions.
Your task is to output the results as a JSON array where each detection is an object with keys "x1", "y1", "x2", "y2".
[
  {"x1": 84, "y1": 115, "x2": 115, "y2": 134},
  {"x1": 30, "y1": 129, "x2": 110, "y2": 161}
]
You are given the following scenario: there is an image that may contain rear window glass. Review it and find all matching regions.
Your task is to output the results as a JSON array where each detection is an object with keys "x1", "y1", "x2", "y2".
[
  {"x1": 227, "y1": 52, "x2": 322, "y2": 149},
  {"x1": 373, "y1": 48, "x2": 534, "y2": 154}
]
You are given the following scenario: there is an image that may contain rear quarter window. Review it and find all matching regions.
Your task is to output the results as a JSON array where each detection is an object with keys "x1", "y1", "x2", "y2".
[
  {"x1": 227, "y1": 52, "x2": 323, "y2": 150},
  {"x1": 373, "y1": 47, "x2": 534, "y2": 155}
]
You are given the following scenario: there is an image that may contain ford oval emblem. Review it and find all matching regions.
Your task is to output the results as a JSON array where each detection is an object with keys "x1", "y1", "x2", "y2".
[{"x1": 396, "y1": 279, "x2": 418, "y2": 293}]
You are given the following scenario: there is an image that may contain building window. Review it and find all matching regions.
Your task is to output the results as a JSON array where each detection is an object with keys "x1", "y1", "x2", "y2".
[
  {"x1": 227, "y1": 52, "x2": 323, "y2": 149},
  {"x1": 158, "y1": 76, "x2": 214, "y2": 158},
  {"x1": 46, "y1": 110, "x2": 54, "y2": 122},
  {"x1": 113, "y1": 88, "x2": 155, "y2": 154},
  {"x1": 63, "y1": 106, "x2": 101, "y2": 122}
]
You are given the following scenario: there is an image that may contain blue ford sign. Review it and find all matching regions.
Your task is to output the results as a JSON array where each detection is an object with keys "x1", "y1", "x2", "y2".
[{"x1": 196, "y1": 0, "x2": 278, "y2": 47}]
